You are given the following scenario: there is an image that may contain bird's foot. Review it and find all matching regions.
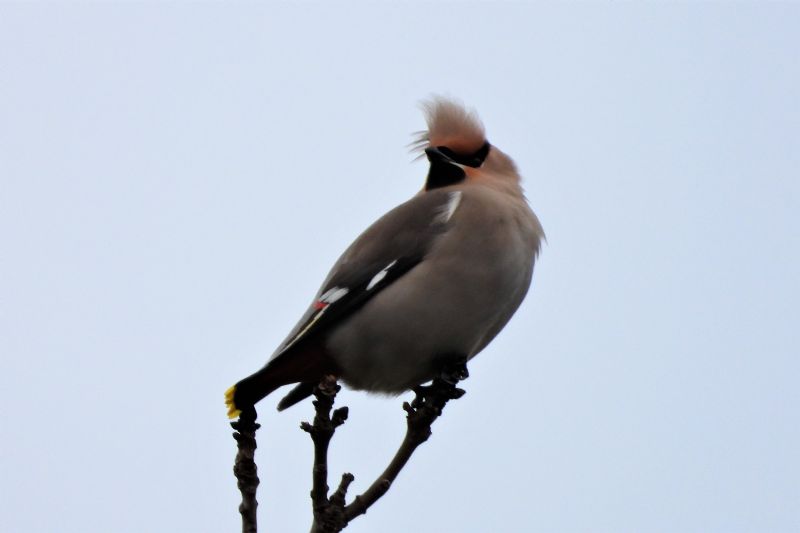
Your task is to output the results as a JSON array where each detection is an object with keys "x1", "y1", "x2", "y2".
[
  {"x1": 410, "y1": 356, "x2": 468, "y2": 411},
  {"x1": 439, "y1": 357, "x2": 469, "y2": 385}
]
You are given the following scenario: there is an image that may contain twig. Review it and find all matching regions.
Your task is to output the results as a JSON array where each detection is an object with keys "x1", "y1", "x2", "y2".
[
  {"x1": 344, "y1": 375, "x2": 465, "y2": 521},
  {"x1": 301, "y1": 376, "x2": 350, "y2": 533},
  {"x1": 232, "y1": 406, "x2": 261, "y2": 533},
  {"x1": 302, "y1": 362, "x2": 467, "y2": 532}
]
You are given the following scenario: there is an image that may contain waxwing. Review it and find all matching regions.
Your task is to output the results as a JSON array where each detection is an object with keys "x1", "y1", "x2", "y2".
[{"x1": 226, "y1": 97, "x2": 544, "y2": 417}]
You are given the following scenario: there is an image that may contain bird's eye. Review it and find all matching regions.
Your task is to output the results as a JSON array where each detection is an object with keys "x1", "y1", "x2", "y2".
[{"x1": 471, "y1": 142, "x2": 491, "y2": 166}]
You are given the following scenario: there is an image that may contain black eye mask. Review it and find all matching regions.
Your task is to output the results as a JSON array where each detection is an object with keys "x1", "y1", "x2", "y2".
[
  {"x1": 437, "y1": 142, "x2": 491, "y2": 168},
  {"x1": 425, "y1": 142, "x2": 491, "y2": 190}
]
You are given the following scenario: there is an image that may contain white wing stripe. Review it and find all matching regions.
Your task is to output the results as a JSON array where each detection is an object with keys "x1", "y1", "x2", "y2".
[
  {"x1": 367, "y1": 260, "x2": 398, "y2": 290},
  {"x1": 320, "y1": 286, "x2": 349, "y2": 303}
]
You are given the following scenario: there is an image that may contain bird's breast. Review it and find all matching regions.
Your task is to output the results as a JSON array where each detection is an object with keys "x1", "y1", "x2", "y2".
[{"x1": 326, "y1": 187, "x2": 541, "y2": 394}]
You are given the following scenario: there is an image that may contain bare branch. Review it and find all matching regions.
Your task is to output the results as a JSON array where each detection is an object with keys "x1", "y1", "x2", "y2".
[
  {"x1": 231, "y1": 406, "x2": 261, "y2": 533},
  {"x1": 302, "y1": 376, "x2": 350, "y2": 533},
  {"x1": 343, "y1": 376, "x2": 465, "y2": 521},
  {"x1": 302, "y1": 360, "x2": 468, "y2": 532}
]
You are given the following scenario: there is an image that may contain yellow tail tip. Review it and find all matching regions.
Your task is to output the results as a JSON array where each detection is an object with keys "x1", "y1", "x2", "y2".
[{"x1": 225, "y1": 385, "x2": 241, "y2": 419}]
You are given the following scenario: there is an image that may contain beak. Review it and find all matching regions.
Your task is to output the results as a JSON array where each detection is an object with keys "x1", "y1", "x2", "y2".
[
  {"x1": 425, "y1": 146, "x2": 453, "y2": 163},
  {"x1": 425, "y1": 147, "x2": 455, "y2": 165}
]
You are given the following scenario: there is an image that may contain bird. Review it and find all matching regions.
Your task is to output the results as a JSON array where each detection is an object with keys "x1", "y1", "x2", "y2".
[{"x1": 225, "y1": 97, "x2": 544, "y2": 418}]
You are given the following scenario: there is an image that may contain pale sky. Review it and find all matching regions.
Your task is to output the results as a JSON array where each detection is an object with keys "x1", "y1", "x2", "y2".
[{"x1": 1, "y1": 3, "x2": 798, "y2": 532}]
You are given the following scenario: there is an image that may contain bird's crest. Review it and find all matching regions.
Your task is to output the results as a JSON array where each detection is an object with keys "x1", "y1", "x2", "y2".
[{"x1": 411, "y1": 97, "x2": 486, "y2": 157}]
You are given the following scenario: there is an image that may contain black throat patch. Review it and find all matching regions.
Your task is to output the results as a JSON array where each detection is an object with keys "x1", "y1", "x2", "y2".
[{"x1": 425, "y1": 162, "x2": 466, "y2": 190}]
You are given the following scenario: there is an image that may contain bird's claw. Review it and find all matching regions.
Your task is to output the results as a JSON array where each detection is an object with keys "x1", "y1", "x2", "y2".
[{"x1": 439, "y1": 358, "x2": 469, "y2": 385}]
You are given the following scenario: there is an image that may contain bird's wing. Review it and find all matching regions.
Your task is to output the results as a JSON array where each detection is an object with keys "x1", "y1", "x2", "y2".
[
  {"x1": 226, "y1": 188, "x2": 465, "y2": 416},
  {"x1": 272, "y1": 188, "x2": 464, "y2": 359}
]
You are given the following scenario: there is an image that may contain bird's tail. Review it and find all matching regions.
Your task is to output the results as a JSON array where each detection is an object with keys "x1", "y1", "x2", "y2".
[
  {"x1": 225, "y1": 340, "x2": 335, "y2": 418},
  {"x1": 225, "y1": 367, "x2": 284, "y2": 419}
]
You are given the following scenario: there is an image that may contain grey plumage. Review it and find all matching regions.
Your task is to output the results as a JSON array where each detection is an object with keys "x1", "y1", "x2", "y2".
[{"x1": 226, "y1": 97, "x2": 543, "y2": 417}]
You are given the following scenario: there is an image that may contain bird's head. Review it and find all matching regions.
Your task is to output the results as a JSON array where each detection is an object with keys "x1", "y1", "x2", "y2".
[{"x1": 412, "y1": 97, "x2": 520, "y2": 192}]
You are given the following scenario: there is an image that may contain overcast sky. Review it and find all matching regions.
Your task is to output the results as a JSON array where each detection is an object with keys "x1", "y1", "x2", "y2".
[{"x1": 1, "y1": 3, "x2": 798, "y2": 533}]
